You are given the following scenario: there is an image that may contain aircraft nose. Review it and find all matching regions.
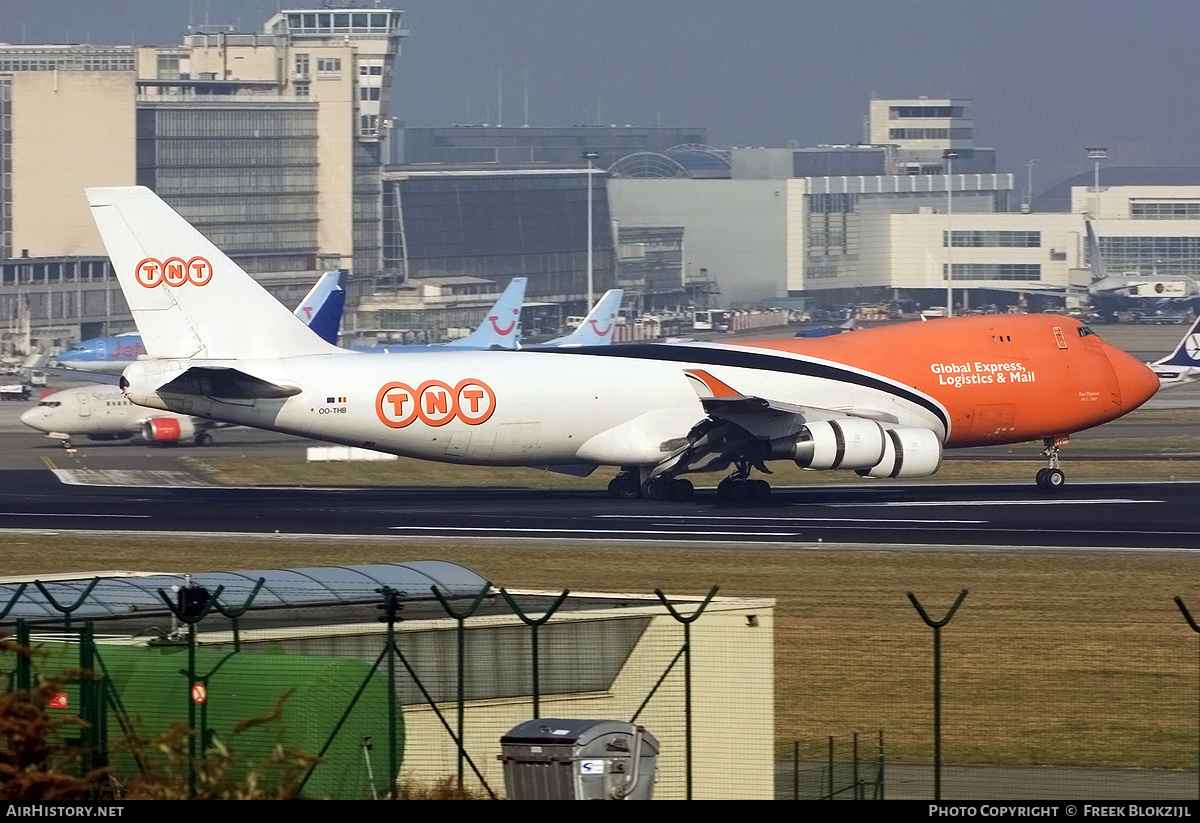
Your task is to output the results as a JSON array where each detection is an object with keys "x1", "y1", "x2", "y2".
[
  {"x1": 18, "y1": 407, "x2": 40, "y2": 429},
  {"x1": 1106, "y1": 345, "x2": 1159, "y2": 411}
]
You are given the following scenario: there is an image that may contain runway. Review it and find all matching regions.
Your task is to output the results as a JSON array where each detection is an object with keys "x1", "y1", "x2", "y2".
[
  {"x1": 1, "y1": 464, "x2": 1197, "y2": 550},
  {"x1": 2, "y1": 334, "x2": 1199, "y2": 552}
]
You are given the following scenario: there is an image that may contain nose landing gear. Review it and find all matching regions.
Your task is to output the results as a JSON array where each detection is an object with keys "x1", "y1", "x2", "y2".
[{"x1": 1036, "y1": 435, "x2": 1068, "y2": 491}]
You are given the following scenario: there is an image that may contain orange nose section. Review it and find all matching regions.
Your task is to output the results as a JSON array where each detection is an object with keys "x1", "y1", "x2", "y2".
[{"x1": 1106, "y1": 345, "x2": 1159, "y2": 411}]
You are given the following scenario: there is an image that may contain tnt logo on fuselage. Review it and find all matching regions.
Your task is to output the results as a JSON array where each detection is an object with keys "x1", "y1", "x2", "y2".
[
  {"x1": 375, "y1": 379, "x2": 496, "y2": 428},
  {"x1": 135, "y1": 256, "x2": 212, "y2": 288}
]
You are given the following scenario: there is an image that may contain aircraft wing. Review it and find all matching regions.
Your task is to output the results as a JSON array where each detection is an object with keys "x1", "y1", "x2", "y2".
[{"x1": 683, "y1": 369, "x2": 898, "y2": 439}]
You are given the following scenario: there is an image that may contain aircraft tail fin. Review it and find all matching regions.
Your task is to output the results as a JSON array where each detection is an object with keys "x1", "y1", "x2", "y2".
[
  {"x1": 543, "y1": 289, "x2": 624, "y2": 346},
  {"x1": 444, "y1": 277, "x2": 526, "y2": 349},
  {"x1": 1154, "y1": 315, "x2": 1200, "y2": 367},
  {"x1": 293, "y1": 269, "x2": 347, "y2": 345},
  {"x1": 1085, "y1": 219, "x2": 1108, "y2": 283},
  {"x1": 85, "y1": 186, "x2": 340, "y2": 361}
]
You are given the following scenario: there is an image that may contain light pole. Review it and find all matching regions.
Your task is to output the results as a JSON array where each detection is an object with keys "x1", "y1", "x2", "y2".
[
  {"x1": 1085, "y1": 147, "x2": 1107, "y2": 217},
  {"x1": 943, "y1": 150, "x2": 957, "y2": 318},
  {"x1": 582, "y1": 151, "x2": 599, "y2": 308}
]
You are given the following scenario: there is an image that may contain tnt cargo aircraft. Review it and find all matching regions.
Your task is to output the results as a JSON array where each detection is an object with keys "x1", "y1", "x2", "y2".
[
  {"x1": 87, "y1": 187, "x2": 1158, "y2": 499},
  {"x1": 53, "y1": 269, "x2": 347, "y2": 374}
]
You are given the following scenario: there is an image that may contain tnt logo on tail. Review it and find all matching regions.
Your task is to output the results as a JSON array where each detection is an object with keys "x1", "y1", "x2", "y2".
[{"x1": 136, "y1": 256, "x2": 212, "y2": 288}]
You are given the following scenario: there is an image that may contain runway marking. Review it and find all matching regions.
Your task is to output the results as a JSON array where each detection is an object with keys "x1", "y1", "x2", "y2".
[
  {"x1": 820, "y1": 498, "x2": 1159, "y2": 508},
  {"x1": 594, "y1": 515, "x2": 987, "y2": 524},
  {"x1": 0, "y1": 512, "x2": 152, "y2": 519},
  {"x1": 41, "y1": 456, "x2": 57, "y2": 471},
  {"x1": 51, "y1": 469, "x2": 212, "y2": 488},
  {"x1": 389, "y1": 526, "x2": 802, "y2": 537}
]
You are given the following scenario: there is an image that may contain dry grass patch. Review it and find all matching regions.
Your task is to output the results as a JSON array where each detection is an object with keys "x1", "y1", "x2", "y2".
[{"x1": 5, "y1": 534, "x2": 1200, "y2": 769}]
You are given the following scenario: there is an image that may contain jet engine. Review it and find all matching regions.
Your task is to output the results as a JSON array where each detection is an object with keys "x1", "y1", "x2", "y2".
[
  {"x1": 856, "y1": 427, "x2": 942, "y2": 479},
  {"x1": 768, "y1": 418, "x2": 888, "y2": 470},
  {"x1": 142, "y1": 417, "x2": 197, "y2": 443}
]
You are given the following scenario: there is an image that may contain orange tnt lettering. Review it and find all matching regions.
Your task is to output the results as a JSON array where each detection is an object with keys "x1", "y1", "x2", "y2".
[
  {"x1": 386, "y1": 391, "x2": 410, "y2": 416},
  {"x1": 461, "y1": 389, "x2": 484, "y2": 414},
  {"x1": 163, "y1": 258, "x2": 188, "y2": 286},
  {"x1": 424, "y1": 390, "x2": 449, "y2": 415},
  {"x1": 375, "y1": 381, "x2": 419, "y2": 428}
]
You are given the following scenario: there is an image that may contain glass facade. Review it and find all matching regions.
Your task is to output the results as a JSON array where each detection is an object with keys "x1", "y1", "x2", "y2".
[
  {"x1": 943, "y1": 263, "x2": 1042, "y2": 281},
  {"x1": 890, "y1": 106, "x2": 965, "y2": 118},
  {"x1": 383, "y1": 173, "x2": 614, "y2": 303},
  {"x1": 944, "y1": 230, "x2": 1041, "y2": 248},
  {"x1": 889, "y1": 128, "x2": 973, "y2": 140},
  {"x1": 284, "y1": 11, "x2": 398, "y2": 36},
  {"x1": 0, "y1": 77, "x2": 9, "y2": 259},
  {"x1": 1096, "y1": 236, "x2": 1200, "y2": 276},
  {"x1": 1131, "y1": 201, "x2": 1200, "y2": 220},
  {"x1": 137, "y1": 103, "x2": 320, "y2": 272},
  {"x1": 0, "y1": 50, "x2": 134, "y2": 72}
]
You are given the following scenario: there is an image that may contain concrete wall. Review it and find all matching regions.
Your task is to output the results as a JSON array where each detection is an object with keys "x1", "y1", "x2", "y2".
[
  {"x1": 10, "y1": 72, "x2": 135, "y2": 257},
  {"x1": 609, "y1": 178, "x2": 789, "y2": 308},
  {"x1": 396, "y1": 596, "x2": 776, "y2": 800}
]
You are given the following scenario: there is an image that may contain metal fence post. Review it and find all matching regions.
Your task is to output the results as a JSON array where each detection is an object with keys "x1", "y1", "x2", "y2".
[
  {"x1": 654, "y1": 586, "x2": 719, "y2": 801},
  {"x1": 431, "y1": 583, "x2": 490, "y2": 790},
  {"x1": 500, "y1": 588, "x2": 569, "y2": 719},
  {"x1": 907, "y1": 589, "x2": 968, "y2": 801},
  {"x1": 14, "y1": 616, "x2": 31, "y2": 691},
  {"x1": 1175, "y1": 596, "x2": 1200, "y2": 799}
]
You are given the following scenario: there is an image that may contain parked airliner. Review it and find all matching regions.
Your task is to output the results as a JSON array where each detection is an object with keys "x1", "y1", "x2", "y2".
[
  {"x1": 88, "y1": 187, "x2": 1159, "y2": 498},
  {"x1": 54, "y1": 270, "x2": 347, "y2": 374}
]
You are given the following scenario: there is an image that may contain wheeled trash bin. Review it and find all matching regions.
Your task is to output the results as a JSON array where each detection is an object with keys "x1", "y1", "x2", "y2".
[{"x1": 499, "y1": 719, "x2": 659, "y2": 800}]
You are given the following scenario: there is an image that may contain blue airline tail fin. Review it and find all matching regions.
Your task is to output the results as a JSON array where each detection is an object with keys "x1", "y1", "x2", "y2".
[
  {"x1": 543, "y1": 289, "x2": 624, "y2": 346},
  {"x1": 293, "y1": 270, "x2": 347, "y2": 345},
  {"x1": 1155, "y1": 315, "x2": 1200, "y2": 367},
  {"x1": 444, "y1": 277, "x2": 527, "y2": 349}
]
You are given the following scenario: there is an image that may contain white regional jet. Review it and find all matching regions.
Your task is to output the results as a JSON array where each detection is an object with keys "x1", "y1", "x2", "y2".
[{"x1": 87, "y1": 187, "x2": 1159, "y2": 500}]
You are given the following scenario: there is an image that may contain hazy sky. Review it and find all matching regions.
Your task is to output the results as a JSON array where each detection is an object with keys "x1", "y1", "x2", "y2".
[{"x1": 2, "y1": 0, "x2": 1198, "y2": 194}]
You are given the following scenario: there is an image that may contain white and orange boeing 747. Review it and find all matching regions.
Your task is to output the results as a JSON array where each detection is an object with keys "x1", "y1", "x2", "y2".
[{"x1": 87, "y1": 187, "x2": 1159, "y2": 500}]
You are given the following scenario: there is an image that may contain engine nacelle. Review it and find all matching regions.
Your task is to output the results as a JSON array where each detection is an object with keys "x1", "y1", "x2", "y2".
[
  {"x1": 769, "y1": 418, "x2": 887, "y2": 470},
  {"x1": 142, "y1": 417, "x2": 197, "y2": 443},
  {"x1": 857, "y1": 427, "x2": 943, "y2": 479}
]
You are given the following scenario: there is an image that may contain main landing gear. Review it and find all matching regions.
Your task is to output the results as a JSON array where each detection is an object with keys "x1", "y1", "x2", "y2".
[
  {"x1": 715, "y1": 456, "x2": 771, "y2": 502},
  {"x1": 1035, "y1": 436, "x2": 1067, "y2": 491},
  {"x1": 607, "y1": 470, "x2": 694, "y2": 501}
]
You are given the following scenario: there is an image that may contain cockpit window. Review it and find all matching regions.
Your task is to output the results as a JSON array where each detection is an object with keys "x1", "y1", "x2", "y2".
[
  {"x1": 38, "y1": 400, "x2": 61, "y2": 407},
  {"x1": 1077, "y1": 326, "x2": 1097, "y2": 338}
]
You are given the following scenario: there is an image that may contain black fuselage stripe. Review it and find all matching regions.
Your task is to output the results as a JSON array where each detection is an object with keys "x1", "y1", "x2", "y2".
[{"x1": 542, "y1": 344, "x2": 949, "y2": 431}]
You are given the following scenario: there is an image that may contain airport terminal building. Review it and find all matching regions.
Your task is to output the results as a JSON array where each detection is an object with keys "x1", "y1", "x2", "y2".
[{"x1": 5, "y1": 18, "x2": 1200, "y2": 356}]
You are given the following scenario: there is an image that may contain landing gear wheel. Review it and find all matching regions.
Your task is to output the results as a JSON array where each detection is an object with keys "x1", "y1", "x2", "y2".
[
  {"x1": 194, "y1": 432, "x2": 214, "y2": 446},
  {"x1": 1036, "y1": 436, "x2": 1068, "y2": 492},
  {"x1": 641, "y1": 477, "x2": 678, "y2": 501},
  {"x1": 670, "y1": 478, "x2": 694, "y2": 501},
  {"x1": 748, "y1": 479, "x2": 771, "y2": 500},
  {"x1": 608, "y1": 474, "x2": 640, "y2": 500},
  {"x1": 717, "y1": 477, "x2": 748, "y2": 502}
]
